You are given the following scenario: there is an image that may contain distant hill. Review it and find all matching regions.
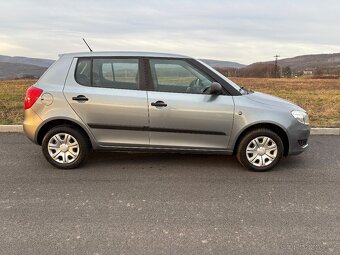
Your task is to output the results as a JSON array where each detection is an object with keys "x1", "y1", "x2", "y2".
[
  {"x1": 200, "y1": 59, "x2": 245, "y2": 69},
  {"x1": 0, "y1": 55, "x2": 54, "y2": 80},
  {"x1": 0, "y1": 55, "x2": 54, "y2": 68},
  {"x1": 260, "y1": 53, "x2": 340, "y2": 72},
  {"x1": 0, "y1": 62, "x2": 48, "y2": 80}
]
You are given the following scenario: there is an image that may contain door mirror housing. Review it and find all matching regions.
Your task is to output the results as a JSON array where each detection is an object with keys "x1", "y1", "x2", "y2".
[{"x1": 210, "y1": 82, "x2": 223, "y2": 95}]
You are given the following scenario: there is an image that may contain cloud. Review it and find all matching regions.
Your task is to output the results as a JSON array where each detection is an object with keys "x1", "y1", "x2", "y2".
[{"x1": 0, "y1": 0, "x2": 339, "y2": 63}]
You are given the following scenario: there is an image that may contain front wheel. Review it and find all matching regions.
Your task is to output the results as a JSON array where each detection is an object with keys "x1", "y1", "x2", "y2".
[
  {"x1": 42, "y1": 126, "x2": 89, "y2": 169},
  {"x1": 236, "y1": 128, "x2": 284, "y2": 171}
]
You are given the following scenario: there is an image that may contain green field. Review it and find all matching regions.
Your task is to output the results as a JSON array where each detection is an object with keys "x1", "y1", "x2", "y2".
[{"x1": 0, "y1": 78, "x2": 339, "y2": 127}]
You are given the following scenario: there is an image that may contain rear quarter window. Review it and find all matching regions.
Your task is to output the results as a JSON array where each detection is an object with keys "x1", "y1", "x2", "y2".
[{"x1": 75, "y1": 58, "x2": 91, "y2": 86}]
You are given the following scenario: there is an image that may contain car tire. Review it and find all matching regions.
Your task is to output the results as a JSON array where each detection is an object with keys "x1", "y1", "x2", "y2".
[
  {"x1": 236, "y1": 128, "x2": 284, "y2": 171},
  {"x1": 42, "y1": 126, "x2": 89, "y2": 169}
]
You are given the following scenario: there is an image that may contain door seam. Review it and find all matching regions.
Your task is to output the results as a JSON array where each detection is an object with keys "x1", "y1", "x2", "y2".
[{"x1": 146, "y1": 91, "x2": 151, "y2": 145}]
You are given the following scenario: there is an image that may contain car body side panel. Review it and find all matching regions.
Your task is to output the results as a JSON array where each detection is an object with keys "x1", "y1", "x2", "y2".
[
  {"x1": 147, "y1": 91, "x2": 235, "y2": 149},
  {"x1": 28, "y1": 88, "x2": 99, "y2": 148},
  {"x1": 23, "y1": 55, "x2": 100, "y2": 146},
  {"x1": 63, "y1": 58, "x2": 150, "y2": 146},
  {"x1": 230, "y1": 94, "x2": 310, "y2": 155},
  {"x1": 34, "y1": 54, "x2": 73, "y2": 88}
]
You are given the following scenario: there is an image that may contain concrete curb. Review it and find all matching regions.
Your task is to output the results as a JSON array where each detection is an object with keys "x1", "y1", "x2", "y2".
[
  {"x1": 0, "y1": 125, "x2": 23, "y2": 132},
  {"x1": 310, "y1": 128, "x2": 340, "y2": 136},
  {"x1": 0, "y1": 125, "x2": 339, "y2": 135}
]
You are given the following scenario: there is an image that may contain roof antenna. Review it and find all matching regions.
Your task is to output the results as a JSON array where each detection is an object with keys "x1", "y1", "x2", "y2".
[{"x1": 82, "y1": 38, "x2": 93, "y2": 52}]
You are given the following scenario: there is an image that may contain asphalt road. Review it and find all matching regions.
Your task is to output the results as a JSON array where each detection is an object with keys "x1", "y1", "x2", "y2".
[{"x1": 0, "y1": 134, "x2": 339, "y2": 255}]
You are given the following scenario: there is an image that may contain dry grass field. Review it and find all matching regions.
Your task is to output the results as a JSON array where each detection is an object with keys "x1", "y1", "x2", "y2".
[
  {"x1": 0, "y1": 78, "x2": 339, "y2": 127},
  {"x1": 230, "y1": 77, "x2": 340, "y2": 127},
  {"x1": 0, "y1": 79, "x2": 35, "y2": 125}
]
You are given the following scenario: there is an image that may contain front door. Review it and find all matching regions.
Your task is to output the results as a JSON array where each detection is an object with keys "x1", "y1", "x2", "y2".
[
  {"x1": 64, "y1": 57, "x2": 149, "y2": 146},
  {"x1": 147, "y1": 58, "x2": 234, "y2": 150}
]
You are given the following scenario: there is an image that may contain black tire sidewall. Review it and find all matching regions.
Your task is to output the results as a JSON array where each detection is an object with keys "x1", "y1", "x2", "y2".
[
  {"x1": 237, "y1": 128, "x2": 284, "y2": 172},
  {"x1": 42, "y1": 126, "x2": 89, "y2": 169}
]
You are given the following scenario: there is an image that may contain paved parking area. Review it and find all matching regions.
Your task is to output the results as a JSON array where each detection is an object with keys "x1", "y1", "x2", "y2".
[{"x1": 0, "y1": 134, "x2": 339, "y2": 254}]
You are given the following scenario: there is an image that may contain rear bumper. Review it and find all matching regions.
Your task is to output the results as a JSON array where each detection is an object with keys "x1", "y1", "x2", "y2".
[
  {"x1": 287, "y1": 123, "x2": 310, "y2": 155},
  {"x1": 23, "y1": 109, "x2": 43, "y2": 144}
]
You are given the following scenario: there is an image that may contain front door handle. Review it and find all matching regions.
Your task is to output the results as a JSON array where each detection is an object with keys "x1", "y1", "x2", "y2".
[
  {"x1": 151, "y1": 101, "x2": 167, "y2": 107},
  {"x1": 72, "y1": 95, "x2": 89, "y2": 102}
]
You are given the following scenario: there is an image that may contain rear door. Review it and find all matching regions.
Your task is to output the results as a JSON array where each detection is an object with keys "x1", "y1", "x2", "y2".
[
  {"x1": 147, "y1": 58, "x2": 235, "y2": 150},
  {"x1": 64, "y1": 57, "x2": 149, "y2": 146}
]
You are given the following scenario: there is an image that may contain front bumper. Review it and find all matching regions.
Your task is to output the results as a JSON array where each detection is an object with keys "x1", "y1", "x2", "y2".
[{"x1": 287, "y1": 122, "x2": 310, "y2": 155}]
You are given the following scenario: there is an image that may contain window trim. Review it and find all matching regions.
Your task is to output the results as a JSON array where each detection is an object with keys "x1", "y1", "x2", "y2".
[
  {"x1": 74, "y1": 56, "x2": 241, "y2": 95},
  {"x1": 144, "y1": 57, "x2": 241, "y2": 96},
  {"x1": 150, "y1": 59, "x2": 214, "y2": 93},
  {"x1": 187, "y1": 58, "x2": 241, "y2": 96},
  {"x1": 74, "y1": 57, "x2": 92, "y2": 87},
  {"x1": 146, "y1": 57, "x2": 228, "y2": 95},
  {"x1": 74, "y1": 57, "x2": 146, "y2": 91}
]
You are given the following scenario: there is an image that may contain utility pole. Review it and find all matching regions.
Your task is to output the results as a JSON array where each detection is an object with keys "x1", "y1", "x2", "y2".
[{"x1": 274, "y1": 54, "x2": 280, "y2": 78}]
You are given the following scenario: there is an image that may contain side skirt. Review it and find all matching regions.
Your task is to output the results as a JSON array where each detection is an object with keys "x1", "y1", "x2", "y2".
[{"x1": 95, "y1": 143, "x2": 233, "y2": 155}]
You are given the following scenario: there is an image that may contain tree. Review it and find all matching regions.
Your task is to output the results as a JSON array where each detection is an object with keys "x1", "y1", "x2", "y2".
[
  {"x1": 282, "y1": 66, "x2": 292, "y2": 78},
  {"x1": 238, "y1": 63, "x2": 277, "y2": 78}
]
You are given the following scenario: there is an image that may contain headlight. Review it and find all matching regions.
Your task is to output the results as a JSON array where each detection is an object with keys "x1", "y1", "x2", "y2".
[{"x1": 291, "y1": 110, "x2": 309, "y2": 125}]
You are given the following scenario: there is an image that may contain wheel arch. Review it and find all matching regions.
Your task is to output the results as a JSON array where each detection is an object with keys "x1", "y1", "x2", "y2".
[
  {"x1": 233, "y1": 122, "x2": 289, "y2": 156},
  {"x1": 36, "y1": 118, "x2": 93, "y2": 149}
]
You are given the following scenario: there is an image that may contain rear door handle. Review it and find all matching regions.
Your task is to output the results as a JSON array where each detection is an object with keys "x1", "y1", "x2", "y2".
[
  {"x1": 72, "y1": 95, "x2": 89, "y2": 102},
  {"x1": 151, "y1": 101, "x2": 167, "y2": 107}
]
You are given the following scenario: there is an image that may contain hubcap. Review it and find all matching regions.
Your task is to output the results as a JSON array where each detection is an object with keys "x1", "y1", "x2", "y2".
[
  {"x1": 47, "y1": 133, "x2": 80, "y2": 164},
  {"x1": 246, "y1": 136, "x2": 278, "y2": 167}
]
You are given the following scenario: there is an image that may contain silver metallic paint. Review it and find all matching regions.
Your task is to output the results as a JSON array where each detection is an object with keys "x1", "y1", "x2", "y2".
[
  {"x1": 147, "y1": 91, "x2": 234, "y2": 149},
  {"x1": 64, "y1": 58, "x2": 150, "y2": 146},
  {"x1": 23, "y1": 51, "x2": 310, "y2": 157}
]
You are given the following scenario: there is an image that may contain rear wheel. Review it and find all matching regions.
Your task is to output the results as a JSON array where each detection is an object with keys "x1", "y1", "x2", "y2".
[
  {"x1": 42, "y1": 126, "x2": 89, "y2": 169},
  {"x1": 236, "y1": 128, "x2": 284, "y2": 171}
]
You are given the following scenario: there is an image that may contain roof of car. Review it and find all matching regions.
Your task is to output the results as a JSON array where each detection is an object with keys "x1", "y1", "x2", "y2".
[{"x1": 60, "y1": 51, "x2": 190, "y2": 58}]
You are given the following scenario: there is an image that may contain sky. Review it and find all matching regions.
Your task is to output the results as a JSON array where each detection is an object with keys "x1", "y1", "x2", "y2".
[{"x1": 0, "y1": 0, "x2": 339, "y2": 64}]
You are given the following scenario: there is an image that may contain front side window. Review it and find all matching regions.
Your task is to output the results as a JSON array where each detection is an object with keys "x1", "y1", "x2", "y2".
[
  {"x1": 75, "y1": 58, "x2": 139, "y2": 90},
  {"x1": 149, "y1": 59, "x2": 213, "y2": 94}
]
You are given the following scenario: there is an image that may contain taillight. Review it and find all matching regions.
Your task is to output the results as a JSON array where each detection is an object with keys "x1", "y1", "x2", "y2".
[{"x1": 24, "y1": 86, "x2": 43, "y2": 110}]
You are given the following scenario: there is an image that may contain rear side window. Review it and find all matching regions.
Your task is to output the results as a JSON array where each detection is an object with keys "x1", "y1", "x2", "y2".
[{"x1": 75, "y1": 58, "x2": 139, "y2": 90}]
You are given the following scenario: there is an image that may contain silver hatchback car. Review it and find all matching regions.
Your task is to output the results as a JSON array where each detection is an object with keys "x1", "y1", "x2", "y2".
[{"x1": 23, "y1": 52, "x2": 310, "y2": 171}]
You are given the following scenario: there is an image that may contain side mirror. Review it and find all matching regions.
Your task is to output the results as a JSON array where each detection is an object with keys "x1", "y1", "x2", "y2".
[{"x1": 210, "y1": 82, "x2": 223, "y2": 95}]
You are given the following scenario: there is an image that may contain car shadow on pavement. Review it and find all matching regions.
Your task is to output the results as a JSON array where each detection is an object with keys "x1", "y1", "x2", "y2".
[
  {"x1": 84, "y1": 151, "x2": 303, "y2": 174},
  {"x1": 86, "y1": 151, "x2": 242, "y2": 171}
]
